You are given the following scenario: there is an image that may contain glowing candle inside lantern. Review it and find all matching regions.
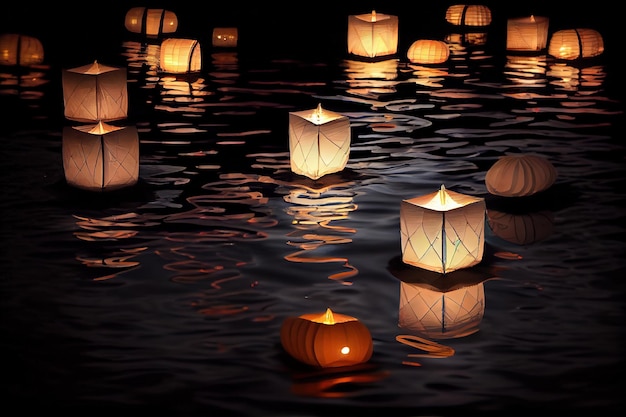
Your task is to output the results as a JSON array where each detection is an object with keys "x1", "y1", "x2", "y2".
[{"x1": 347, "y1": 9, "x2": 398, "y2": 58}]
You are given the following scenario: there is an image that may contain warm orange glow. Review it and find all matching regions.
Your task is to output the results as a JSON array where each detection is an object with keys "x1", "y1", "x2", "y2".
[{"x1": 370, "y1": 10, "x2": 377, "y2": 22}]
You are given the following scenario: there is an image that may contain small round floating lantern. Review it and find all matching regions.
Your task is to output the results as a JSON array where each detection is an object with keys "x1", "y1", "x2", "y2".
[
  {"x1": 445, "y1": 4, "x2": 492, "y2": 27},
  {"x1": 485, "y1": 154, "x2": 557, "y2": 197},
  {"x1": 548, "y1": 28, "x2": 604, "y2": 60},
  {"x1": 407, "y1": 40, "x2": 450, "y2": 64}
]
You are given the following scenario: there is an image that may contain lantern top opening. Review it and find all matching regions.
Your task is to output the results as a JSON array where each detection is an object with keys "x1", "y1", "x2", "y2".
[
  {"x1": 299, "y1": 308, "x2": 358, "y2": 325},
  {"x1": 404, "y1": 185, "x2": 484, "y2": 211}
]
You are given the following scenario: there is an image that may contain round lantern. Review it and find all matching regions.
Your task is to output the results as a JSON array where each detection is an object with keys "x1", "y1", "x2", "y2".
[
  {"x1": 159, "y1": 38, "x2": 202, "y2": 74},
  {"x1": 124, "y1": 7, "x2": 178, "y2": 37},
  {"x1": 445, "y1": 5, "x2": 492, "y2": 27},
  {"x1": 280, "y1": 308, "x2": 373, "y2": 368},
  {"x1": 548, "y1": 28, "x2": 604, "y2": 60},
  {"x1": 407, "y1": 40, "x2": 450, "y2": 64},
  {"x1": 485, "y1": 154, "x2": 557, "y2": 197},
  {"x1": 0, "y1": 33, "x2": 44, "y2": 67}
]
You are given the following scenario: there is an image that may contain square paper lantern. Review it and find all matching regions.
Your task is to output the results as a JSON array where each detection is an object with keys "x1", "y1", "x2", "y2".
[
  {"x1": 548, "y1": 28, "x2": 604, "y2": 60},
  {"x1": 506, "y1": 15, "x2": 549, "y2": 52},
  {"x1": 0, "y1": 33, "x2": 44, "y2": 66},
  {"x1": 212, "y1": 27, "x2": 238, "y2": 48},
  {"x1": 288, "y1": 103, "x2": 351, "y2": 180},
  {"x1": 62, "y1": 121, "x2": 139, "y2": 192},
  {"x1": 348, "y1": 10, "x2": 398, "y2": 59},
  {"x1": 124, "y1": 7, "x2": 178, "y2": 37},
  {"x1": 400, "y1": 185, "x2": 486, "y2": 274},
  {"x1": 62, "y1": 61, "x2": 128, "y2": 123},
  {"x1": 159, "y1": 38, "x2": 202, "y2": 74}
]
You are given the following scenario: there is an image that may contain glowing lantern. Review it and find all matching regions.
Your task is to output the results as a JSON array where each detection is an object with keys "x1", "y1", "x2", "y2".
[
  {"x1": 212, "y1": 27, "x2": 238, "y2": 48},
  {"x1": 0, "y1": 33, "x2": 44, "y2": 66},
  {"x1": 62, "y1": 61, "x2": 128, "y2": 123},
  {"x1": 485, "y1": 154, "x2": 557, "y2": 197},
  {"x1": 486, "y1": 209, "x2": 554, "y2": 245},
  {"x1": 124, "y1": 7, "x2": 178, "y2": 37},
  {"x1": 347, "y1": 10, "x2": 398, "y2": 59},
  {"x1": 62, "y1": 121, "x2": 139, "y2": 192},
  {"x1": 548, "y1": 28, "x2": 604, "y2": 60},
  {"x1": 159, "y1": 38, "x2": 202, "y2": 74},
  {"x1": 506, "y1": 15, "x2": 549, "y2": 52},
  {"x1": 288, "y1": 103, "x2": 351, "y2": 180},
  {"x1": 280, "y1": 308, "x2": 373, "y2": 368},
  {"x1": 400, "y1": 185, "x2": 485, "y2": 274},
  {"x1": 445, "y1": 4, "x2": 492, "y2": 27},
  {"x1": 407, "y1": 40, "x2": 450, "y2": 64}
]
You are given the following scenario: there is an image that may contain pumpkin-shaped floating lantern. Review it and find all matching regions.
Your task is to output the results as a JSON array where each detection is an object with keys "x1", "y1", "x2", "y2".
[
  {"x1": 485, "y1": 154, "x2": 557, "y2": 197},
  {"x1": 407, "y1": 40, "x2": 450, "y2": 64},
  {"x1": 548, "y1": 28, "x2": 604, "y2": 60},
  {"x1": 124, "y1": 7, "x2": 178, "y2": 37},
  {"x1": 347, "y1": 10, "x2": 399, "y2": 59},
  {"x1": 0, "y1": 33, "x2": 44, "y2": 67},
  {"x1": 212, "y1": 27, "x2": 238, "y2": 48},
  {"x1": 506, "y1": 15, "x2": 549, "y2": 52},
  {"x1": 280, "y1": 308, "x2": 373, "y2": 368},
  {"x1": 159, "y1": 38, "x2": 202, "y2": 74},
  {"x1": 445, "y1": 4, "x2": 492, "y2": 27},
  {"x1": 486, "y1": 209, "x2": 554, "y2": 245}
]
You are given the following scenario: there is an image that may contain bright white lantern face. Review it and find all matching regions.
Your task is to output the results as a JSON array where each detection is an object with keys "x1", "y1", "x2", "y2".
[{"x1": 347, "y1": 10, "x2": 399, "y2": 58}]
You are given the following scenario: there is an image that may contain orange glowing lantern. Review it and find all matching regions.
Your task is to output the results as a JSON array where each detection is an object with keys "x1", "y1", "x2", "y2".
[
  {"x1": 445, "y1": 4, "x2": 492, "y2": 27},
  {"x1": 506, "y1": 15, "x2": 549, "y2": 52},
  {"x1": 485, "y1": 154, "x2": 557, "y2": 197},
  {"x1": 0, "y1": 33, "x2": 44, "y2": 67},
  {"x1": 124, "y1": 7, "x2": 178, "y2": 37},
  {"x1": 288, "y1": 103, "x2": 351, "y2": 180},
  {"x1": 62, "y1": 61, "x2": 128, "y2": 123},
  {"x1": 347, "y1": 10, "x2": 398, "y2": 59},
  {"x1": 548, "y1": 28, "x2": 604, "y2": 60},
  {"x1": 280, "y1": 308, "x2": 373, "y2": 368},
  {"x1": 159, "y1": 38, "x2": 202, "y2": 74},
  {"x1": 212, "y1": 27, "x2": 238, "y2": 48},
  {"x1": 400, "y1": 185, "x2": 486, "y2": 274},
  {"x1": 62, "y1": 121, "x2": 139, "y2": 192},
  {"x1": 407, "y1": 40, "x2": 450, "y2": 64}
]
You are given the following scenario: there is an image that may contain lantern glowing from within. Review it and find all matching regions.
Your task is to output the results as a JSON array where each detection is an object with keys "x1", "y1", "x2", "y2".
[
  {"x1": 347, "y1": 10, "x2": 398, "y2": 59},
  {"x1": 485, "y1": 154, "x2": 557, "y2": 197},
  {"x1": 407, "y1": 40, "x2": 450, "y2": 64},
  {"x1": 548, "y1": 28, "x2": 604, "y2": 60},
  {"x1": 62, "y1": 61, "x2": 128, "y2": 123},
  {"x1": 288, "y1": 103, "x2": 351, "y2": 180},
  {"x1": 159, "y1": 38, "x2": 202, "y2": 74},
  {"x1": 506, "y1": 15, "x2": 549, "y2": 52},
  {"x1": 445, "y1": 4, "x2": 492, "y2": 27},
  {"x1": 400, "y1": 185, "x2": 485, "y2": 274},
  {"x1": 280, "y1": 308, "x2": 373, "y2": 368},
  {"x1": 212, "y1": 27, "x2": 238, "y2": 48},
  {"x1": 0, "y1": 33, "x2": 44, "y2": 66},
  {"x1": 124, "y1": 7, "x2": 178, "y2": 37},
  {"x1": 62, "y1": 121, "x2": 139, "y2": 192}
]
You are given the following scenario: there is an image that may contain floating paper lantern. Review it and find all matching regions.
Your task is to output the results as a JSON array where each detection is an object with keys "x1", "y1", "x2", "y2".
[
  {"x1": 486, "y1": 209, "x2": 554, "y2": 245},
  {"x1": 212, "y1": 27, "x2": 238, "y2": 48},
  {"x1": 62, "y1": 121, "x2": 139, "y2": 192},
  {"x1": 548, "y1": 28, "x2": 604, "y2": 60},
  {"x1": 506, "y1": 15, "x2": 549, "y2": 52},
  {"x1": 124, "y1": 7, "x2": 178, "y2": 37},
  {"x1": 288, "y1": 103, "x2": 351, "y2": 180},
  {"x1": 485, "y1": 154, "x2": 557, "y2": 197},
  {"x1": 445, "y1": 4, "x2": 492, "y2": 27},
  {"x1": 400, "y1": 185, "x2": 486, "y2": 274},
  {"x1": 280, "y1": 308, "x2": 373, "y2": 368},
  {"x1": 62, "y1": 61, "x2": 128, "y2": 123},
  {"x1": 0, "y1": 33, "x2": 44, "y2": 67},
  {"x1": 159, "y1": 38, "x2": 202, "y2": 74},
  {"x1": 407, "y1": 40, "x2": 450, "y2": 64},
  {"x1": 347, "y1": 10, "x2": 398, "y2": 59}
]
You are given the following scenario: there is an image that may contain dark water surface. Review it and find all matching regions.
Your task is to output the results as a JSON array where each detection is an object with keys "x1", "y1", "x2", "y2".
[{"x1": 2, "y1": 2, "x2": 625, "y2": 416}]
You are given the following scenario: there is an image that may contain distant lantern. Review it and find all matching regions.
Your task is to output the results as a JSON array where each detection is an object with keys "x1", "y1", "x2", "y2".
[
  {"x1": 62, "y1": 121, "x2": 139, "y2": 192},
  {"x1": 288, "y1": 103, "x2": 351, "y2": 180},
  {"x1": 407, "y1": 40, "x2": 450, "y2": 64},
  {"x1": 212, "y1": 27, "x2": 238, "y2": 48},
  {"x1": 62, "y1": 61, "x2": 128, "y2": 123},
  {"x1": 0, "y1": 33, "x2": 44, "y2": 66},
  {"x1": 159, "y1": 38, "x2": 202, "y2": 74},
  {"x1": 400, "y1": 185, "x2": 486, "y2": 274},
  {"x1": 506, "y1": 15, "x2": 549, "y2": 52},
  {"x1": 485, "y1": 154, "x2": 557, "y2": 197},
  {"x1": 124, "y1": 7, "x2": 178, "y2": 37},
  {"x1": 347, "y1": 10, "x2": 399, "y2": 59},
  {"x1": 445, "y1": 4, "x2": 492, "y2": 27},
  {"x1": 548, "y1": 28, "x2": 604, "y2": 60}
]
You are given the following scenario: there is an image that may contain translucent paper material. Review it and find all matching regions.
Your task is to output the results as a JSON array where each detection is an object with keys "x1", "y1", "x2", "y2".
[
  {"x1": 548, "y1": 28, "x2": 604, "y2": 60},
  {"x1": 485, "y1": 154, "x2": 557, "y2": 197},
  {"x1": 124, "y1": 7, "x2": 178, "y2": 36},
  {"x1": 445, "y1": 4, "x2": 492, "y2": 27},
  {"x1": 407, "y1": 40, "x2": 450, "y2": 64},
  {"x1": 506, "y1": 16, "x2": 549, "y2": 51},
  {"x1": 159, "y1": 38, "x2": 202, "y2": 74},
  {"x1": 400, "y1": 185, "x2": 485, "y2": 274},
  {"x1": 212, "y1": 28, "x2": 238, "y2": 48},
  {"x1": 0, "y1": 33, "x2": 44, "y2": 66},
  {"x1": 347, "y1": 10, "x2": 398, "y2": 58}
]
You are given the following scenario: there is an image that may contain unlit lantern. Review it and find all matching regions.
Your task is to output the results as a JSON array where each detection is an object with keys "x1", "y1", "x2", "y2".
[
  {"x1": 548, "y1": 28, "x2": 604, "y2": 60},
  {"x1": 124, "y1": 7, "x2": 178, "y2": 37},
  {"x1": 485, "y1": 154, "x2": 557, "y2": 197},
  {"x1": 280, "y1": 308, "x2": 373, "y2": 368},
  {"x1": 407, "y1": 40, "x2": 450, "y2": 64},
  {"x1": 347, "y1": 10, "x2": 398, "y2": 59},
  {"x1": 0, "y1": 33, "x2": 44, "y2": 66},
  {"x1": 506, "y1": 15, "x2": 549, "y2": 52},
  {"x1": 445, "y1": 4, "x2": 492, "y2": 27},
  {"x1": 159, "y1": 38, "x2": 202, "y2": 74}
]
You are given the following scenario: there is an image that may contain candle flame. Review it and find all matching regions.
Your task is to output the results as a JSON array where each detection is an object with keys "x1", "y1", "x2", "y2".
[
  {"x1": 313, "y1": 103, "x2": 323, "y2": 121},
  {"x1": 371, "y1": 10, "x2": 377, "y2": 22},
  {"x1": 322, "y1": 307, "x2": 335, "y2": 324},
  {"x1": 439, "y1": 184, "x2": 447, "y2": 206},
  {"x1": 530, "y1": 15, "x2": 535, "y2": 22}
]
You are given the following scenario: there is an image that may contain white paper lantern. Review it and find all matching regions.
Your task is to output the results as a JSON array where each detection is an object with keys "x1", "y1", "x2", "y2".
[
  {"x1": 445, "y1": 4, "x2": 492, "y2": 27},
  {"x1": 407, "y1": 40, "x2": 450, "y2": 64},
  {"x1": 548, "y1": 28, "x2": 604, "y2": 60},
  {"x1": 400, "y1": 185, "x2": 486, "y2": 274},
  {"x1": 62, "y1": 121, "x2": 139, "y2": 192},
  {"x1": 62, "y1": 61, "x2": 128, "y2": 123},
  {"x1": 124, "y1": 7, "x2": 178, "y2": 37},
  {"x1": 288, "y1": 103, "x2": 351, "y2": 180},
  {"x1": 159, "y1": 38, "x2": 202, "y2": 74},
  {"x1": 212, "y1": 27, "x2": 238, "y2": 48},
  {"x1": 0, "y1": 33, "x2": 44, "y2": 66},
  {"x1": 485, "y1": 154, "x2": 557, "y2": 197},
  {"x1": 347, "y1": 10, "x2": 398, "y2": 59},
  {"x1": 506, "y1": 15, "x2": 549, "y2": 52}
]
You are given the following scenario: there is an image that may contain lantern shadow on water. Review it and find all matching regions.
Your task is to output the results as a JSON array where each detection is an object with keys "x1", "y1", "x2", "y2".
[{"x1": 347, "y1": 10, "x2": 398, "y2": 59}]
